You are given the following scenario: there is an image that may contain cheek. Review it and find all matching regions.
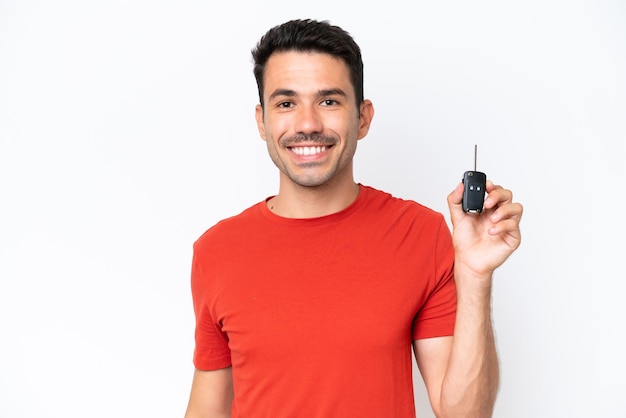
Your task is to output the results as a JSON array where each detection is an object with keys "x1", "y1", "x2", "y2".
[
  {"x1": 265, "y1": 116, "x2": 293, "y2": 140},
  {"x1": 328, "y1": 115, "x2": 360, "y2": 140}
]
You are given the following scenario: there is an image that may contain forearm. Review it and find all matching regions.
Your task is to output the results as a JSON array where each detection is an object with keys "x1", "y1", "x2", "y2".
[{"x1": 439, "y1": 269, "x2": 499, "y2": 418}]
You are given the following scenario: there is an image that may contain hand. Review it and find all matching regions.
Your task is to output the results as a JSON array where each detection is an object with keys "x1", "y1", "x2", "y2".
[{"x1": 447, "y1": 180, "x2": 523, "y2": 280}]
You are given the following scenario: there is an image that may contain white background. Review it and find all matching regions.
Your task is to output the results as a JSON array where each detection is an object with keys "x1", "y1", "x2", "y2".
[{"x1": 1, "y1": 1, "x2": 624, "y2": 417}]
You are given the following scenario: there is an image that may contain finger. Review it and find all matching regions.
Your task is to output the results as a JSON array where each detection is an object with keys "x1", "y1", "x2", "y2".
[
  {"x1": 488, "y1": 218, "x2": 523, "y2": 249},
  {"x1": 488, "y1": 202, "x2": 524, "y2": 232},
  {"x1": 484, "y1": 185, "x2": 513, "y2": 210}
]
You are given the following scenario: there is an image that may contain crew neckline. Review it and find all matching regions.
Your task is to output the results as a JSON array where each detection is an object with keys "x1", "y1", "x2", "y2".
[{"x1": 258, "y1": 183, "x2": 370, "y2": 225}]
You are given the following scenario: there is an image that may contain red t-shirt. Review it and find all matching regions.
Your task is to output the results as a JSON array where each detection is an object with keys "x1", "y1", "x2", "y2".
[{"x1": 191, "y1": 185, "x2": 457, "y2": 417}]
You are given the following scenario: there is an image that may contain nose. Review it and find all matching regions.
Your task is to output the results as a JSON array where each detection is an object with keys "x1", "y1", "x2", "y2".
[{"x1": 294, "y1": 104, "x2": 323, "y2": 135}]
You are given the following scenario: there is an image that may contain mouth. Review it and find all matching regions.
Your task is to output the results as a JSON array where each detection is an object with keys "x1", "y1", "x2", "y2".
[{"x1": 289, "y1": 145, "x2": 330, "y2": 156}]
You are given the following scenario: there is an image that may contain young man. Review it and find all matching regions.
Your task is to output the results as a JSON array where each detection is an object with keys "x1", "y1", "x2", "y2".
[{"x1": 185, "y1": 19, "x2": 523, "y2": 418}]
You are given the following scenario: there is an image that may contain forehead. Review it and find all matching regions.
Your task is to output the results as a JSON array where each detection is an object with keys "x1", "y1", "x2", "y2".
[{"x1": 263, "y1": 51, "x2": 353, "y2": 97}]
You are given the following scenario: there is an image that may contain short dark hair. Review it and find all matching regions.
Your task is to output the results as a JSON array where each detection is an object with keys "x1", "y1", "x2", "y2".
[{"x1": 252, "y1": 19, "x2": 364, "y2": 110}]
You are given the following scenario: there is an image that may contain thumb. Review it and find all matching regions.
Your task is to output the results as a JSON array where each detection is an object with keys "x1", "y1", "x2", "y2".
[{"x1": 447, "y1": 182, "x2": 466, "y2": 226}]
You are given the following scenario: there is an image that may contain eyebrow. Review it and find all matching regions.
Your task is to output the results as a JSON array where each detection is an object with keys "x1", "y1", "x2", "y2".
[
  {"x1": 268, "y1": 89, "x2": 296, "y2": 102},
  {"x1": 318, "y1": 88, "x2": 348, "y2": 98},
  {"x1": 267, "y1": 88, "x2": 348, "y2": 102}
]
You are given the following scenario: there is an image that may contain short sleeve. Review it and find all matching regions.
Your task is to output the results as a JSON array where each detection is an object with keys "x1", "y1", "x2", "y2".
[
  {"x1": 190, "y1": 242, "x2": 232, "y2": 370},
  {"x1": 412, "y1": 218, "x2": 457, "y2": 340}
]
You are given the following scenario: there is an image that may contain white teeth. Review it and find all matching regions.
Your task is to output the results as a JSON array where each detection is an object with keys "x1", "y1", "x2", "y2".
[{"x1": 291, "y1": 146, "x2": 326, "y2": 156}]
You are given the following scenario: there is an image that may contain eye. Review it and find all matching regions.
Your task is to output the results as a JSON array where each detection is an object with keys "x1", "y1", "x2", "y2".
[
  {"x1": 321, "y1": 99, "x2": 339, "y2": 106},
  {"x1": 277, "y1": 101, "x2": 294, "y2": 109}
]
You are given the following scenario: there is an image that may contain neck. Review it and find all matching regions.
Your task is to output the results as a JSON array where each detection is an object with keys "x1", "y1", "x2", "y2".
[{"x1": 268, "y1": 178, "x2": 360, "y2": 219}]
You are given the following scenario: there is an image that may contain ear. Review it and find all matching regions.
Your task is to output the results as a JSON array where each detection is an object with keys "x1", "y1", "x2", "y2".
[
  {"x1": 357, "y1": 99, "x2": 374, "y2": 140},
  {"x1": 255, "y1": 104, "x2": 267, "y2": 141}
]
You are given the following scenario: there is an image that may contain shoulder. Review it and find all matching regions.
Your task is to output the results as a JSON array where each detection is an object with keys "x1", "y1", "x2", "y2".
[
  {"x1": 193, "y1": 200, "x2": 266, "y2": 252},
  {"x1": 360, "y1": 184, "x2": 445, "y2": 224}
]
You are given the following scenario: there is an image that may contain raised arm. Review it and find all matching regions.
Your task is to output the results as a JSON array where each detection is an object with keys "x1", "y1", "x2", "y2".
[
  {"x1": 415, "y1": 180, "x2": 522, "y2": 418},
  {"x1": 184, "y1": 367, "x2": 233, "y2": 418}
]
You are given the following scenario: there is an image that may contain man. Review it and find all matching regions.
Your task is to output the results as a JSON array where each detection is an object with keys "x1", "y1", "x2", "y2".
[{"x1": 185, "y1": 18, "x2": 523, "y2": 418}]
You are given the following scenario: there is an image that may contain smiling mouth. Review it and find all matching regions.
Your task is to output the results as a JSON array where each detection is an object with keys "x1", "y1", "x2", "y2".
[{"x1": 289, "y1": 145, "x2": 329, "y2": 156}]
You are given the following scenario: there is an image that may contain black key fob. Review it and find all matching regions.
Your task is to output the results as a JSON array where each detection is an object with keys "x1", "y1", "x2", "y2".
[
  {"x1": 462, "y1": 170, "x2": 486, "y2": 213},
  {"x1": 461, "y1": 145, "x2": 487, "y2": 213}
]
